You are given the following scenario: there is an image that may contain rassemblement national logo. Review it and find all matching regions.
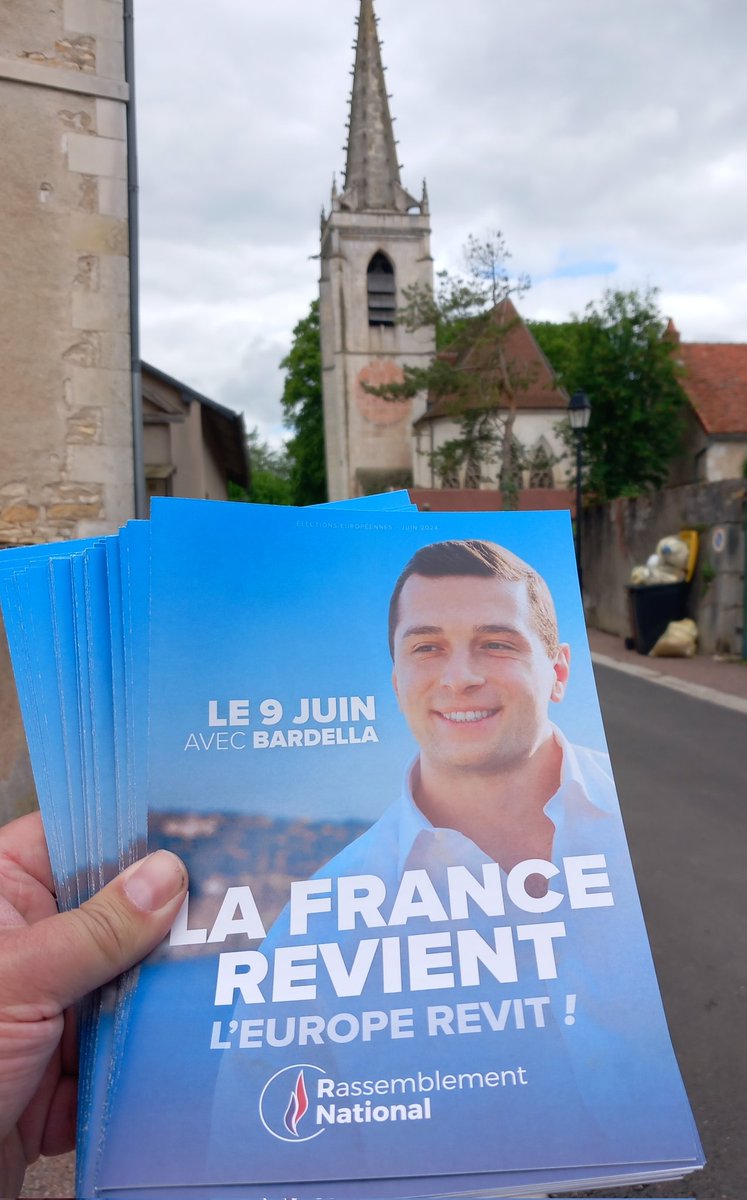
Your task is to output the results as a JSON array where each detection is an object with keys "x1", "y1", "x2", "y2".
[
  {"x1": 259, "y1": 1064, "x2": 327, "y2": 1143},
  {"x1": 259, "y1": 1064, "x2": 435, "y2": 1142}
]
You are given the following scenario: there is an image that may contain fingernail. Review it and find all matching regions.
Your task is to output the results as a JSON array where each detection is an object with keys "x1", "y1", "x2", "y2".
[{"x1": 123, "y1": 850, "x2": 187, "y2": 912}]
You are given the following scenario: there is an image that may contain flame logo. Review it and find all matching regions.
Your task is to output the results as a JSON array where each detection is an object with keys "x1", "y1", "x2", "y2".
[
  {"x1": 283, "y1": 1069, "x2": 309, "y2": 1136},
  {"x1": 259, "y1": 1063, "x2": 324, "y2": 1143}
]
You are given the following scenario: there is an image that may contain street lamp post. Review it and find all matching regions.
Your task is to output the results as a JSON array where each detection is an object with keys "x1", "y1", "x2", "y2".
[{"x1": 568, "y1": 390, "x2": 592, "y2": 592}]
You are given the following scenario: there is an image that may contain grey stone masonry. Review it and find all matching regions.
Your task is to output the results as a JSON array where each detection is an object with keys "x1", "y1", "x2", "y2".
[
  {"x1": 320, "y1": 0, "x2": 434, "y2": 501},
  {"x1": 582, "y1": 481, "x2": 746, "y2": 658},
  {"x1": 0, "y1": 0, "x2": 134, "y2": 822},
  {"x1": 0, "y1": 0, "x2": 133, "y2": 550}
]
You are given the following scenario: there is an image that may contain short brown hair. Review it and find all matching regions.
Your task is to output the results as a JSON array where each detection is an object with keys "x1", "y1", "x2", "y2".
[{"x1": 388, "y1": 539, "x2": 559, "y2": 657}]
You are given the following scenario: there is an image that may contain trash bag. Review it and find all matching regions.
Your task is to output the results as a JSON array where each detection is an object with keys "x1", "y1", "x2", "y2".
[{"x1": 649, "y1": 618, "x2": 698, "y2": 658}]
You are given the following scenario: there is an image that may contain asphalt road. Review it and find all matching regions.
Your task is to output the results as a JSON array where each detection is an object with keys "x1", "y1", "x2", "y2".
[{"x1": 559, "y1": 664, "x2": 746, "y2": 1200}]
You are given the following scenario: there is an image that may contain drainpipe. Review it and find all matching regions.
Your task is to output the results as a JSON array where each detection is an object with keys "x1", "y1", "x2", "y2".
[
  {"x1": 743, "y1": 488, "x2": 747, "y2": 660},
  {"x1": 123, "y1": 0, "x2": 146, "y2": 518}
]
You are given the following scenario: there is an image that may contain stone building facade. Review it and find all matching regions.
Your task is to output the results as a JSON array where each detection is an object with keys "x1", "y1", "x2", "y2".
[
  {"x1": 0, "y1": 4, "x2": 253, "y2": 823},
  {"x1": 141, "y1": 362, "x2": 248, "y2": 503},
  {"x1": 0, "y1": 0, "x2": 134, "y2": 549},
  {"x1": 319, "y1": 0, "x2": 435, "y2": 501},
  {"x1": 669, "y1": 335, "x2": 747, "y2": 485},
  {"x1": 0, "y1": 1, "x2": 136, "y2": 822}
]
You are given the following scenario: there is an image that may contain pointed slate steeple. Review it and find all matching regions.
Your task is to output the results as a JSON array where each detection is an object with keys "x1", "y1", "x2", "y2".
[{"x1": 340, "y1": 0, "x2": 420, "y2": 213}]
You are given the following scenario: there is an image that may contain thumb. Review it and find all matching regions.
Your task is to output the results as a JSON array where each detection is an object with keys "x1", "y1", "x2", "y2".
[{"x1": 4, "y1": 851, "x2": 188, "y2": 1017}]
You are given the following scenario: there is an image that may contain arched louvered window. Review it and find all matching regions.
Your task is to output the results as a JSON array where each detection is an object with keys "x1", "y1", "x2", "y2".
[{"x1": 367, "y1": 252, "x2": 396, "y2": 326}]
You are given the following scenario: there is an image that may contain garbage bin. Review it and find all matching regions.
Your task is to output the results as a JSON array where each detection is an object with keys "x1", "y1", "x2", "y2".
[{"x1": 626, "y1": 582, "x2": 689, "y2": 656}]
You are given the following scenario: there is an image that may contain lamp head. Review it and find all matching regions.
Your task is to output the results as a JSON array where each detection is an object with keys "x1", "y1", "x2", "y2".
[{"x1": 568, "y1": 390, "x2": 591, "y2": 432}]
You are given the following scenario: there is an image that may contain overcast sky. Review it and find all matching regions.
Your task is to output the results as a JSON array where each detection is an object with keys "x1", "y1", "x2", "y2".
[{"x1": 134, "y1": 0, "x2": 747, "y2": 446}]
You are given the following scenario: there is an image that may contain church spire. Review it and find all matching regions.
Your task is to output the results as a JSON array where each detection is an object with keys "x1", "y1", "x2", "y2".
[{"x1": 341, "y1": 0, "x2": 419, "y2": 213}]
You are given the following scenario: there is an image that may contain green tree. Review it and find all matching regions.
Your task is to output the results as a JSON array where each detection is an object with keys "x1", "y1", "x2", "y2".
[
  {"x1": 229, "y1": 426, "x2": 293, "y2": 506},
  {"x1": 526, "y1": 320, "x2": 583, "y2": 390},
  {"x1": 530, "y1": 289, "x2": 686, "y2": 501},
  {"x1": 364, "y1": 231, "x2": 532, "y2": 503},
  {"x1": 280, "y1": 299, "x2": 327, "y2": 505}
]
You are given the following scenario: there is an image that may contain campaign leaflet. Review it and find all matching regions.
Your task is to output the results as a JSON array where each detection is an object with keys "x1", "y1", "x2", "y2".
[{"x1": 94, "y1": 499, "x2": 703, "y2": 1196}]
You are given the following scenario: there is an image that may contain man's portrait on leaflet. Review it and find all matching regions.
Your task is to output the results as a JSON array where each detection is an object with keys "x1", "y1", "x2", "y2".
[
  {"x1": 388, "y1": 539, "x2": 572, "y2": 888},
  {"x1": 299, "y1": 538, "x2": 618, "y2": 904}
]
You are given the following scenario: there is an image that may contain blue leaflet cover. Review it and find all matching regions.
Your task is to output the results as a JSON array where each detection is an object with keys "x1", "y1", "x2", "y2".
[
  {"x1": 0, "y1": 539, "x2": 95, "y2": 904},
  {"x1": 94, "y1": 496, "x2": 701, "y2": 1190},
  {"x1": 91, "y1": 501, "x2": 700, "y2": 1193},
  {"x1": 6, "y1": 555, "x2": 92, "y2": 899},
  {"x1": 0, "y1": 538, "x2": 111, "y2": 1182}
]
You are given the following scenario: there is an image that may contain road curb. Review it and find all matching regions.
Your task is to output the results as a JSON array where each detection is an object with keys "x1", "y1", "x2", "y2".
[{"x1": 591, "y1": 651, "x2": 747, "y2": 716}]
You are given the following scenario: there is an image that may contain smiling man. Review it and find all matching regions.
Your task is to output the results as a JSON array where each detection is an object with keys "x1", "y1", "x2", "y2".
[
  {"x1": 374, "y1": 538, "x2": 616, "y2": 892},
  {"x1": 388, "y1": 539, "x2": 575, "y2": 874},
  {"x1": 249, "y1": 537, "x2": 617, "y2": 912}
]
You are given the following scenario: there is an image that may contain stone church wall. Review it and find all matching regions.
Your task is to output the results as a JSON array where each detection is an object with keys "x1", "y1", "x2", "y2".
[{"x1": 320, "y1": 212, "x2": 434, "y2": 500}]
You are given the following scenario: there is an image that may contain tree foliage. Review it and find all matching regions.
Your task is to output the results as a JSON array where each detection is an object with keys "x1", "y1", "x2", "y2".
[
  {"x1": 364, "y1": 232, "x2": 531, "y2": 502},
  {"x1": 230, "y1": 301, "x2": 326, "y2": 508},
  {"x1": 229, "y1": 426, "x2": 293, "y2": 506},
  {"x1": 280, "y1": 299, "x2": 327, "y2": 505},
  {"x1": 526, "y1": 320, "x2": 582, "y2": 387},
  {"x1": 530, "y1": 289, "x2": 686, "y2": 501}
]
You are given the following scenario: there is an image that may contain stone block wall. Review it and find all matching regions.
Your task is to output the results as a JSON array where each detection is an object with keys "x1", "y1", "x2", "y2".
[
  {"x1": 0, "y1": 0, "x2": 134, "y2": 821},
  {"x1": 0, "y1": 0, "x2": 134, "y2": 548},
  {"x1": 581, "y1": 481, "x2": 745, "y2": 657}
]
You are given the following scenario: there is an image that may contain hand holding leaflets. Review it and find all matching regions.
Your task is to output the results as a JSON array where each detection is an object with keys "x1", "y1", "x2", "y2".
[
  {"x1": 0, "y1": 493, "x2": 704, "y2": 1199},
  {"x1": 0, "y1": 812, "x2": 186, "y2": 1198}
]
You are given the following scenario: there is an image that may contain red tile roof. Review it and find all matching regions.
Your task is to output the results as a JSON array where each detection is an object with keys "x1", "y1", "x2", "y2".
[
  {"x1": 414, "y1": 299, "x2": 568, "y2": 426},
  {"x1": 677, "y1": 342, "x2": 747, "y2": 436}
]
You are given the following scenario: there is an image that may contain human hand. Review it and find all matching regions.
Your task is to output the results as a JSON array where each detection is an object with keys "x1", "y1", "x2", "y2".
[{"x1": 0, "y1": 812, "x2": 187, "y2": 1199}]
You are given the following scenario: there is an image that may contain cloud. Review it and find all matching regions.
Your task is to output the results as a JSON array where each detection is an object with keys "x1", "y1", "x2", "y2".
[{"x1": 134, "y1": 0, "x2": 747, "y2": 444}]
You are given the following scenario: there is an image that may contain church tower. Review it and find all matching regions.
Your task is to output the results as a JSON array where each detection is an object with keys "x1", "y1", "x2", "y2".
[{"x1": 319, "y1": 0, "x2": 434, "y2": 501}]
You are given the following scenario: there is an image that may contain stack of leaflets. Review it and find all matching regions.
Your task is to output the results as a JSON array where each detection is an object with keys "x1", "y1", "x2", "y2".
[{"x1": 0, "y1": 495, "x2": 704, "y2": 1199}]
